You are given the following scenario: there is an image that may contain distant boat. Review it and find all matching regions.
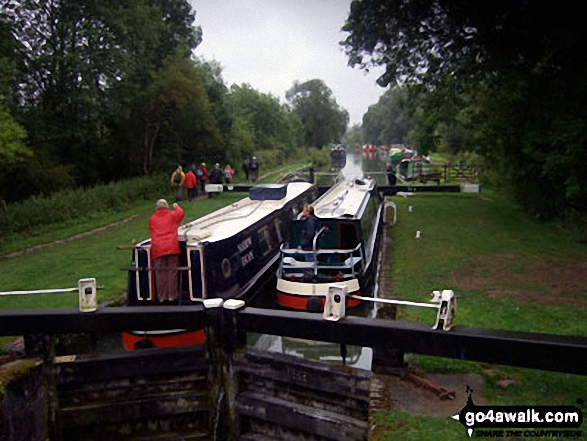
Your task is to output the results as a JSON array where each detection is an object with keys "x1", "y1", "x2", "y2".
[
  {"x1": 330, "y1": 145, "x2": 347, "y2": 170},
  {"x1": 123, "y1": 182, "x2": 319, "y2": 350},
  {"x1": 275, "y1": 177, "x2": 384, "y2": 311}
]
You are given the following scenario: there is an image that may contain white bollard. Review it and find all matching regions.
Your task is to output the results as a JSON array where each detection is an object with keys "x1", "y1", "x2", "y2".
[
  {"x1": 415, "y1": 230, "x2": 421, "y2": 239},
  {"x1": 431, "y1": 290, "x2": 457, "y2": 331},
  {"x1": 323, "y1": 284, "x2": 347, "y2": 321},
  {"x1": 78, "y1": 278, "x2": 97, "y2": 312}
]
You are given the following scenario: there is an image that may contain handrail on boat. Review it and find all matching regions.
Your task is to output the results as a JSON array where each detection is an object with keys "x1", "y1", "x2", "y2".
[{"x1": 277, "y1": 243, "x2": 364, "y2": 281}]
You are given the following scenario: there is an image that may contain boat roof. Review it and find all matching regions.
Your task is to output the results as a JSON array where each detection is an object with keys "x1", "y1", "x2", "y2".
[
  {"x1": 177, "y1": 182, "x2": 315, "y2": 245},
  {"x1": 311, "y1": 177, "x2": 376, "y2": 220}
]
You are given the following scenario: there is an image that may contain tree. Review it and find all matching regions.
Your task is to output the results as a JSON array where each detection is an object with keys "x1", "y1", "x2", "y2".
[
  {"x1": 2, "y1": 0, "x2": 202, "y2": 184},
  {"x1": 227, "y1": 84, "x2": 303, "y2": 156},
  {"x1": 286, "y1": 79, "x2": 349, "y2": 148},
  {"x1": 134, "y1": 59, "x2": 222, "y2": 175},
  {"x1": 361, "y1": 87, "x2": 412, "y2": 146},
  {"x1": 0, "y1": 101, "x2": 30, "y2": 165},
  {"x1": 343, "y1": 124, "x2": 363, "y2": 147},
  {"x1": 0, "y1": 20, "x2": 18, "y2": 105},
  {"x1": 342, "y1": 0, "x2": 587, "y2": 218}
]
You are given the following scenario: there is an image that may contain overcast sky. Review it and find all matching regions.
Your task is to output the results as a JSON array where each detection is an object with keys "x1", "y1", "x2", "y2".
[{"x1": 190, "y1": 0, "x2": 388, "y2": 126}]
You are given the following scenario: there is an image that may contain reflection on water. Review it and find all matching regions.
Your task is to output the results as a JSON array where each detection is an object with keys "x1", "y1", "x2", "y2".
[
  {"x1": 318, "y1": 151, "x2": 388, "y2": 187},
  {"x1": 250, "y1": 333, "x2": 374, "y2": 370}
]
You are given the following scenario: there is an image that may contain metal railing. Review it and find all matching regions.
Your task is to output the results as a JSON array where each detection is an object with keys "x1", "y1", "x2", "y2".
[{"x1": 278, "y1": 243, "x2": 364, "y2": 281}]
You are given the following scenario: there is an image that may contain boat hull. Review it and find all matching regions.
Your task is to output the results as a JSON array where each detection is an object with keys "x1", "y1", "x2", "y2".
[{"x1": 121, "y1": 329, "x2": 205, "y2": 351}]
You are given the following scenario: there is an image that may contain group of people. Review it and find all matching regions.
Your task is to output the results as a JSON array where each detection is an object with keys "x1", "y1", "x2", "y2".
[
  {"x1": 242, "y1": 156, "x2": 260, "y2": 182},
  {"x1": 171, "y1": 163, "x2": 235, "y2": 201},
  {"x1": 150, "y1": 155, "x2": 264, "y2": 303}
]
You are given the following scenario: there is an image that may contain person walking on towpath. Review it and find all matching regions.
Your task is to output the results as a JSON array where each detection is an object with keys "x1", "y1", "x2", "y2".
[
  {"x1": 250, "y1": 156, "x2": 259, "y2": 182},
  {"x1": 242, "y1": 156, "x2": 251, "y2": 181},
  {"x1": 224, "y1": 164, "x2": 234, "y2": 185},
  {"x1": 170, "y1": 166, "x2": 185, "y2": 202},
  {"x1": 185, "y1": 165, "x2": 198, "y2": 201},
  {"x1": 208, "y1": 163, "x2": 223, "y2": 198},
  {"x1": 149, "y1": 199, "x2": 185, "y2": 304},
  {"x1": 197, "y1": 163, "x2": 208, "y2": 195}
]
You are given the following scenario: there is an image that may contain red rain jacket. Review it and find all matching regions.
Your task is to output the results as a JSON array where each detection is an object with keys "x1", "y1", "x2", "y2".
[
  {"x1": 185, "y1": 170, "x2": 197, "y2": 189},
  {"x1": 148, "y1": 205, "x2": 185, "y2": 260}
]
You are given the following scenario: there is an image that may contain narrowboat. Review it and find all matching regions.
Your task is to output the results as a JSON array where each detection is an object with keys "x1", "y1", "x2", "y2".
[
  {"x1": 275, "y1": 177, "x2": 384, "y2": 311},
  {"x1": 123, "y1": 181, "x2": 319, "y2": 350}
]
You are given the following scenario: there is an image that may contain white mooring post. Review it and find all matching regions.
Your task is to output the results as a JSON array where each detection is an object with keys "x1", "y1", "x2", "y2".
[
  {"x1": 323, "y1": 284, "x2": 347, "y2": 321},
  {"x1": 431, "y1": 290, "x2": 456, "y2": 330},
  {"x1": 78, "y1": 278, "x2": 97, "y2": 312}
]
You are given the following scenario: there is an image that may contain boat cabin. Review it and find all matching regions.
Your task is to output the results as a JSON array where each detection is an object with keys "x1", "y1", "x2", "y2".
[
  {"x1": 127, "y1": 182, "x2": 318, "y2": 305},
  {"x1": 276, "y1": 178, "x2": 383, "y2": 309}
]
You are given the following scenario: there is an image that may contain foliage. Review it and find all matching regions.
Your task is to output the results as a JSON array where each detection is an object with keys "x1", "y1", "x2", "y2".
[
  {"x1": 0, "y1": 1, "x2": 358, "y2": 207},
  {"x1": 0, "y1": 174, "x2": 170, "y2": 240},
  {"x1": 306, "y1": 147, "x2": 330, "y2": 169},
  {"x1": 0, "y1": 19, "x2": 18, "y2": 102},
  {"x1": 1, "y1": 0, "x2": 203, "y2": 189},
  {"x1": 342, "y1": 0, "x2": 587, "y2": 219},
  {"x1": 226, "y1": 84, "x2": 303, "y2": 156},
  {"x1": 406, "y1": 80, "x2": 481, "y2": 155},
  {"x1": 135, "y1": 58, "x2": 223, "y2": 175},
  {"x1": 0, "y1": 101, "x2": 30, "y2": 164},
  {"x1": 361, "y1": 86, "x2": 412, "y2": 146},
  {"x1": 286, "y1": 79, "x2": 349, "y2": 148},
  {"x1": 343, "y1": 123, "x2": 362, "y2": 147},
  {"x1": 196, "y1": 58, "x2": 233, "y2": 151}
]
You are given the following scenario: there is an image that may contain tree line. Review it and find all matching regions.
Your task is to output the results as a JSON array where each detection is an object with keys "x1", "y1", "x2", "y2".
[
  {"x1": 342, "y1": 0, "x2": 587, "y2": 220},
  {"x1": 0, "y1": 0, "x2": 348, "y2": 204}
]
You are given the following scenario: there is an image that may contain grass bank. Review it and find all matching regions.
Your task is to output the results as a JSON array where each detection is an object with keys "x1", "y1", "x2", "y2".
[
  {"x1": 0, "y1": 153, "x2": 325, "y2": 308},
  {"x1": 0, "y1": 165, "x2": 584, "y2": 439},
  {"x1": 372, "y1": 190, "x2": 587, "y2": 440}
]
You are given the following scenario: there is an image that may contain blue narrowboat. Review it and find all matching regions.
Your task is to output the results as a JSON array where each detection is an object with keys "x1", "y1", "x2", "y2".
[{"x1": 123, "y1": 182, "x2": 319, "y2": 350}]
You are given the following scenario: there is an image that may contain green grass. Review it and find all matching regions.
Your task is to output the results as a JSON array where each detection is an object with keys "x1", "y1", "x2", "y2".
[
  {"x1": 389, "y1": 191, "x2": 587, "y2": 334},
  {"x1": 376, "y1": 189, "x2": 587, "y2": 440},
  {"x1": 0, "y1": 154, "x2": 322, "y2": 310},
  {"x1": 1, "y1": 168, "x2": 585, "y2": 439},
  {"x1": 372, "y1": 411, "x2": 469, "y2": 441},
  {"x1": 0, "y1": 193, "x2": 244, "y2": 310}
]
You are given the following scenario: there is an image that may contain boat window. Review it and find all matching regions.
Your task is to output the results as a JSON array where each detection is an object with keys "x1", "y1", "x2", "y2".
[
  {"x1": 274, "y1": 218, "x2": 283, "y2": 243},
  {"x1": 258, "y1": 225, "x2": 272, "y2": 257},
  {"x1": 289, "y1": 221, "x2": 303, "y2": 248},
  {"x1": 340, "y1": 222, "x2": 359, "y2": 249},
  {"x1": 189, "y1": 249, "x2": 203, "y2": 299},
  {"x1": 360, "y1": 195, "x2": 379, "y2": 259}
]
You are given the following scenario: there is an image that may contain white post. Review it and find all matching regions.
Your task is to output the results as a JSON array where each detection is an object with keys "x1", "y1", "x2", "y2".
[
  {"x1": 323, "y1": 284, "x2": 347, "y2": 321},
  {"x1": 78, "y1": 278, "x2": 97, "y2": 312}
]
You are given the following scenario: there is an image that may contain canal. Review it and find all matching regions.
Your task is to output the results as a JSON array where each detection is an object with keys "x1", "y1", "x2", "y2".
[
  {"x1": 249, "y1": 149, "x2": 391, "y2": 371},
  {"x1": 94, "y1": 149, "x2": 391, "y2": 361},
  {"x1": 315, "y1": 149, "x2": 389, "y2": 187}
]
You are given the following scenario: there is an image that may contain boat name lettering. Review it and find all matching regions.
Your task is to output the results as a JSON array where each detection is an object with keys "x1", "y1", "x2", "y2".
[
  {"x1": 237, "y1": 237, "x2": 252, "y2": 253},
  {"x1": 241, "y1": 250, "x2": 255, "y2": 267}
]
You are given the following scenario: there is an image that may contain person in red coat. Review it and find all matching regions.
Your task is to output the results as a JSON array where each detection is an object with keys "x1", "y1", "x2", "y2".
[
  {"x1": 185, "y1": 165, "x2": 198, "y2": 201},
  {"x1": 149, "y1": 199, "x2": 185, "y2": 303},
  {"x1": 198, "y1": 163, "x2": 208, "y2": 194}
]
